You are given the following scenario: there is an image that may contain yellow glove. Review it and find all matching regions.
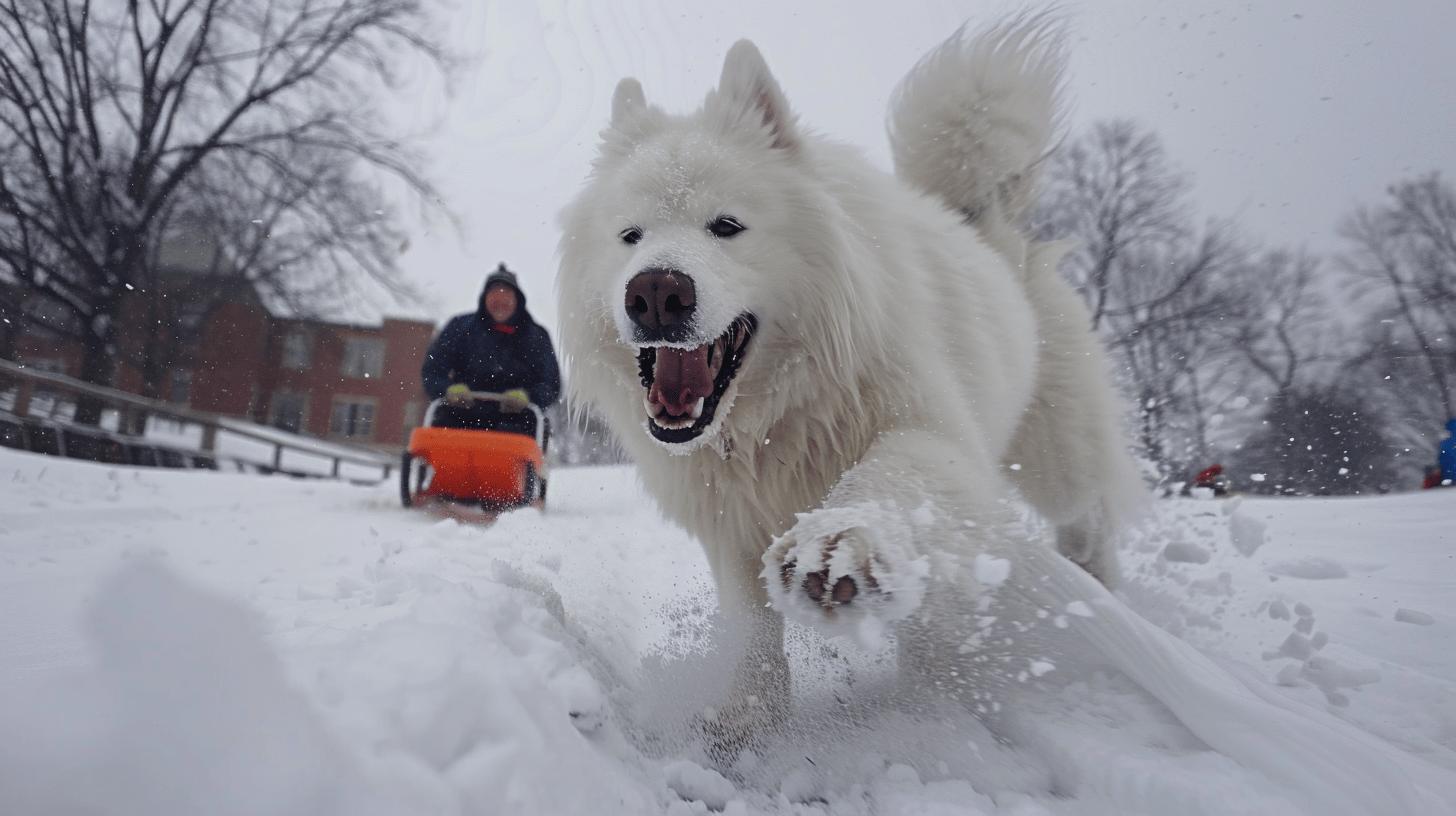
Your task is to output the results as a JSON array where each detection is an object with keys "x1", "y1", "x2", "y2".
[
  {"x1": 445, "y1": 383, "x2": 472, "y2": 405},
  {"x1": 501, "y1": 388, "x2": 529, "y2": 413}
]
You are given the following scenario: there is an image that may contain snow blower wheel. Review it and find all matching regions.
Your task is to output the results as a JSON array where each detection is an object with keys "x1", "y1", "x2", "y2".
[
  {"x1": 523, "y1": 462, "x2": 544, "y2": 510},
  {"x1": 399, "y1": 451, "x2": 435, "y2": 508}
]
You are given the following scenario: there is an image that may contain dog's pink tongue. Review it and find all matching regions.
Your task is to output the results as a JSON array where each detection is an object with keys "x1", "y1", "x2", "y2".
[{"x1": 649, "y1": 346, "x2": 712, "y2": 416}]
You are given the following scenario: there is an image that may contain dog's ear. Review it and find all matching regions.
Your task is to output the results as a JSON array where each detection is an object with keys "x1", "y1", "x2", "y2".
[
  {"x1": 611, "y1": 77, "x2": 647, "y2": 129},
  {"x1": 603, "y1": 77, "x2": 660, "y2": 157},
  {"x1": 711, "y1": 40, "x2": 798, "y2": 151}
]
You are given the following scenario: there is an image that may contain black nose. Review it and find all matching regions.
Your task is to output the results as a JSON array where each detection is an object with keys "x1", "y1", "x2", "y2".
[{"x1": 624, "y1": 268, "x2": 697, "y2": 343}]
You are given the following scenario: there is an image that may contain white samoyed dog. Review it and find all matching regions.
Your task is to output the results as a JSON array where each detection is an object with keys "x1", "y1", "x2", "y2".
[{"x1": 556, "y1": 16, "x2": 1141, "y2": 753}]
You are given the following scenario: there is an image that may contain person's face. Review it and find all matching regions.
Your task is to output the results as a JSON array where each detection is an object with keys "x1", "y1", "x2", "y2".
[{"x1": 484, "y1": 285, "x2": 518, "y2": 323}]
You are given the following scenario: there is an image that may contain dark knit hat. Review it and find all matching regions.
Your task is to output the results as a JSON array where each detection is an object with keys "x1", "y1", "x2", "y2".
[
  {"x1": 479, "y1": 262, "x2": 527, "y2": 323},
  {"x1": 483, "y1": 262, "x2": 521, "y2": 295}
]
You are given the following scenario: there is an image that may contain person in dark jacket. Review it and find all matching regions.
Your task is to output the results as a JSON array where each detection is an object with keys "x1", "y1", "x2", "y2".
[
  {"x1": 421, "y1": 263, "x2": 561, "y2": 442},
  {"x1": 1439, "y1": 418, "x2": 1456, "y2": 487}
]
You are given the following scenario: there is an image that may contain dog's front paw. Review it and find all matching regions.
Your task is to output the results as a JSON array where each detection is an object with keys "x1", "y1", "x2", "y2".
[
  {"x1": 770, "y1": 526, "x2": 883, "y2": 609},
  {"x1": 762, "y1": 505, "x2": 929, "y2": 634}
]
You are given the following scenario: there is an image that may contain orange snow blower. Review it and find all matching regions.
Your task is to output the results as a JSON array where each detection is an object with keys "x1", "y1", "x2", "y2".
[{"x1": 400, "y1": 392, "x2": 547, "y2": 513}]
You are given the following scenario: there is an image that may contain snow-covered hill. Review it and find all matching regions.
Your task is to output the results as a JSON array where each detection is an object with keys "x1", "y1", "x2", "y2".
[{"x1": 1, "y1": 448, "x2": 1453, "y2": 814}]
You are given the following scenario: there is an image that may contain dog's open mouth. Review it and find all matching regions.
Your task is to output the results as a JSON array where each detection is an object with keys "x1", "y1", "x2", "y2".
[{"x1": 637, "y1": 315, "x2": 756, "y2": 444}]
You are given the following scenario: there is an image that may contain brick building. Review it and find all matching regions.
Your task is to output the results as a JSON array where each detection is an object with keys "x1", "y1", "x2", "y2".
[
  {"x1": 5, "y1": 278, "x2": 438, "y2": 450},
  {"x1": 195, "y1": 299, "x2": 437, "y2": 449}
]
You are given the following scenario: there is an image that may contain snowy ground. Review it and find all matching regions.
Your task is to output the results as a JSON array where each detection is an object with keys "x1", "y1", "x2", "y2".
[{"x1": 1, "y1": 447, "x2": 1453, "y2": 815}]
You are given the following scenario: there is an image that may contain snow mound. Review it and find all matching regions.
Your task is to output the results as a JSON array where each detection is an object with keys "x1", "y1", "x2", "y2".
[
  {"x1": 974, "y1": 553, "x2": 1012, "y2": 586},
  {"x1": 664, "y1": 760, "x2": 736, "y2": 810},
  {"x1": 0, "y1": 492, "x2": 660, "y2": 814},
  {"x1": 1229, "y1": 509, "x2": 1267, "y2": 556},
  {"x1": 1394, "y1": 608, "x2": 1434, "y2": 626},
  {"x1": 1268, "y1": 557, "x2": 1349, "y2": 580},
  {"x1": 1008, "y1": 544, "x2": 1439, "y2": 815},
  {"x1": 1162, "y1": 541, "x2": 1213, "y2": 563},
  {"x1": 0, "y1": 560, "x2": 439, "y2": 816}
]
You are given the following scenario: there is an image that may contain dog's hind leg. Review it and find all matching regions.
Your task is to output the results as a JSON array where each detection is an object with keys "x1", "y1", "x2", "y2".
[
  {"x1": 1007, "y1": 388, "x2": 1130, "y2": 586},
  {"x1": 1005, "y1": 244, "x2": 1143, "y2": 586}
]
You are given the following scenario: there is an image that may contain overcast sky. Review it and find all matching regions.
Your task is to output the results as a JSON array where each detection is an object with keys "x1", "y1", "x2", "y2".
[{"x1": 382, "y1": 0, "x2": 1456, "y2": 334}]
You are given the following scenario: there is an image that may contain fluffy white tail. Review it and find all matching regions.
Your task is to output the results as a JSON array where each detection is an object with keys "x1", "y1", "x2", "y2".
[{"x1": 889, "y1": 15, "x2": 1063, "y2": 233}]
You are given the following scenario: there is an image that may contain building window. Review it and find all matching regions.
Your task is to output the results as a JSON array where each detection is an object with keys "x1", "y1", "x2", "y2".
[
  {"x1": 270, "y1": 391, "x2": 309, "y2": 434},
  {"x1": 329, "y1": 397, "x2": 375, "y2": 440},
  {"x1": 169, "y1": 369, "x2": 193, "y2": 405},
  {"x1": 340, "y1": 336, "x2": 384, "y2": 379},
  {"x1": 282, "y1": 330, "x2": 312, "y2": 370},
  {"x1": 178, "y1": 301, "x2": 207, "y2": 332},
  {"x1": 403, "y1": 401, "x2": 422, "y2": 434}
]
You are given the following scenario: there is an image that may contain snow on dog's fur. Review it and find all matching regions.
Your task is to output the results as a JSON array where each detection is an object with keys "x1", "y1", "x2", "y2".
[{"x1": 557, "y1": 15, "x2": 1141, "y2": 755}]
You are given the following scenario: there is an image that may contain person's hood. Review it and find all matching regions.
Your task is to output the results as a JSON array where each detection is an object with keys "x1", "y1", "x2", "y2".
[{"x1": 478, "y1": 263, "x2": 529, "y2": 325}]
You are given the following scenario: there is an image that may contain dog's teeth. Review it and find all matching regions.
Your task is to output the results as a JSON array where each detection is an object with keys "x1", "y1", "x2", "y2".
[
  {"x1": 643, "y1": 395, "x2": 657, "y2": 418},
  {"x1": 690, "y1": 397, "x2": 705, "y2": 419}
]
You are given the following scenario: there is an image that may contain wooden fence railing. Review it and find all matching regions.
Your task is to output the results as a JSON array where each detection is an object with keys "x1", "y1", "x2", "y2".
[{"x1": 0, "y1": 358, "x2": 393, "y2": 482}]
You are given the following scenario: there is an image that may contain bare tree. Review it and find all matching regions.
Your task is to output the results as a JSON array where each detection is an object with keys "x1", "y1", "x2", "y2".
[
  {"x1": 1231, "y1": 249, "x2": 1330, "y2": 396},
  {"x1": 1106, "y1": 229, "x2": 1244, "y2": 471},
  {"x1": 125, "y1": 141, "x2": 412, "y2": 405},
  {"x1": 1334, "y1": 173, "x2": 1456, "y2": 480},
  {"x1": 1036, "y1": 119, "x2": 1188, "y2": 329},
  {"x1": 1037, "y1": 119, "x2": 1245, "y2": 475},
  {"x1": 1340, "y1": 173, "x2": 1456, "y2": 423},
  {"x1": 0, "y1": 0, "x2": 440, "y2": 423}
]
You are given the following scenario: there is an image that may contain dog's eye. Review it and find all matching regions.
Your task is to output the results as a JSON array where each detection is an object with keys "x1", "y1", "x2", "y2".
[
  {"x1": 707, "y1": 216, "x2": 746, "y2": 238},
  {"x1": 619, "y1": 226, "x2": 644, "y2": 245}
]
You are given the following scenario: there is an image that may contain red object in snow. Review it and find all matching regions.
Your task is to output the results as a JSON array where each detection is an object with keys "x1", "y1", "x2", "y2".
[{"x1": 1193, "y1": 464, "x2": 1224, "y2": 488}]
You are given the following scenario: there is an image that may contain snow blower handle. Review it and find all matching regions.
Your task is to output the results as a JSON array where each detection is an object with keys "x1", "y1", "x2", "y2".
[{"x1": 422, "y1": 391, "x2": 546, "y2": 448}]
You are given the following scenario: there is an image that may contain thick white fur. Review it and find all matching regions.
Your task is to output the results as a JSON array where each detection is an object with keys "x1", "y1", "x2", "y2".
[{"x1": 556, "y1": 17, "x2": 1141, "y2": 751}]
